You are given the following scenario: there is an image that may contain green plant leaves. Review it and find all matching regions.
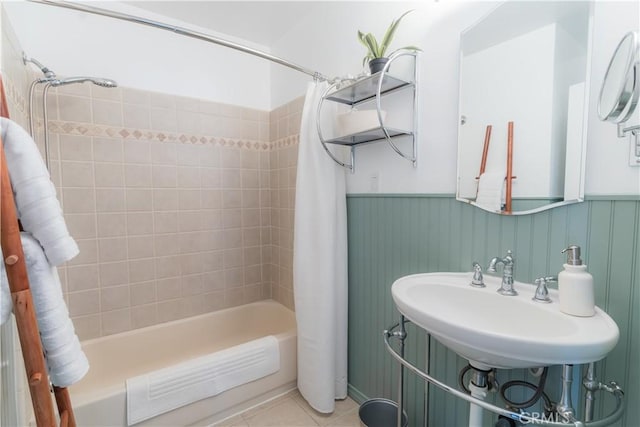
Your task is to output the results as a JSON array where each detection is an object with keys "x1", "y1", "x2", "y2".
[
  {"x1": 357, "y1": 9, "x2": 421, "y2": 65},
  {"x1": 358, "y1": 31, "x2": 380, "y2": 56},
  {"x1": 379, "y1": 9, "x2": 414, "y2": 59}
]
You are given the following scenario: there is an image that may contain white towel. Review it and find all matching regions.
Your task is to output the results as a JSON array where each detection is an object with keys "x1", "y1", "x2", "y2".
[
  {"x1": 475, "y1": 171, "x2": 506, "y2": 212},
  {"x1": 0, "y1": 271, "x2": 10, "y2": 327},
  {"x1": 126, "y1": 336, "x2": 280, "y2": 426},
  {"x1": 0, "y1": 117, "x2": 79, "y2": 266},
  {"x1": 0, "y1": 233, "x2": 89, "y2": 387}
]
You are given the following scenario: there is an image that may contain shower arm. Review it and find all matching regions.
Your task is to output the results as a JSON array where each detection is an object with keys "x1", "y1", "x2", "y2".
[{"x1": 27, "y1": 0, "x2": 334, "y2": 83}]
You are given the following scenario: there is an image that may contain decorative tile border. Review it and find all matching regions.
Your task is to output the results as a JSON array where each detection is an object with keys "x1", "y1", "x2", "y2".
[
  {"x1": 271, "y1": 135, "x2": 300, "y2": 149},
  {"x1": 47, "y1": 120, "x2": 300, "y2": 150},
  {"x1": 47, "y1": 120, "x2": 272, "y2": 151},
  {"x1": 4, "y1": 76, "x2": 301, "y2": 151}
]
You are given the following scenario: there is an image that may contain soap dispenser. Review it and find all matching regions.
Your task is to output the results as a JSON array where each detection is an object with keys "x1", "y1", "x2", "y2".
[{"x1": 558, "y1": 245, "x2": 595, "y2": 317}]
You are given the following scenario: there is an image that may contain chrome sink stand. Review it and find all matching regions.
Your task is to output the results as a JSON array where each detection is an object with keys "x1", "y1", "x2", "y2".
[
  {"x1": 384, "y1": 315, "x2": 407, "y2": 427},
  {"x1": 557, "y1": 365, "x2": 578, "y2": 423},
  {"x1": 582, "y1": 362, "x2": 624, "y2": 423},
  {"x1": 383, "y1": 319, "x2": 626, "y2": 427}
]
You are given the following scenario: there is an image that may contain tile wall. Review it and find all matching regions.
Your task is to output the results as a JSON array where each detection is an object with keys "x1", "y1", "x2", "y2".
[
  {"x1": 268, "y1": 98, "x2": 304, "y2": 310},
  {"x1": 3, "y1": 49, "x2": 304, "y2": 340}
]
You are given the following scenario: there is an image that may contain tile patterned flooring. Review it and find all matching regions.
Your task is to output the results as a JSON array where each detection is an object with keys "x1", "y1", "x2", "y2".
[{"x1": 214, "y1": 390, "x2": 361, "y2": 427}]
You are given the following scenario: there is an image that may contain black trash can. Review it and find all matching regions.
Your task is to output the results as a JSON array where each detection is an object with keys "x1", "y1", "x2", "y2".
[{"x1": 358, "y1": 398, "x2": 408, "y2": 427}]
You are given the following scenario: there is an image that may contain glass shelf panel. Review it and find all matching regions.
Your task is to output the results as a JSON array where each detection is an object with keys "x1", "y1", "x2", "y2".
[
  {"x1": 324, "y1": 127, "x2": 412, "y2": 146},
  {"x1": 325, "y1": 73, "x2": 413, "y2": 105}
]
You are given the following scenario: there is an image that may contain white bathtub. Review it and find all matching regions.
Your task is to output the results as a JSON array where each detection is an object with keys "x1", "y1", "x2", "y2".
[{"x1": 69, "y1": 300, "x2": 297, "y2": 426}]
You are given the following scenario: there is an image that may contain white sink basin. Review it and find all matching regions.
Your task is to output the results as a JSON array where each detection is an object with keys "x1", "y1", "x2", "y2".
[{"x1": 391, "y1": 272, "x2": 619, "y2": 369}]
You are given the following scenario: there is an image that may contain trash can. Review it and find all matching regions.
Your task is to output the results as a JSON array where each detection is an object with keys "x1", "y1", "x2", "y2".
[{"x1": 358, "y1": 398, "x2": 408, "y2": 427}]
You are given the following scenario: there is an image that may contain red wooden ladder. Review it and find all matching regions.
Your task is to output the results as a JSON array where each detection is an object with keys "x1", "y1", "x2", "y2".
[{"x1": 1, "y1": 74, "x2": 76, "y2": 427}]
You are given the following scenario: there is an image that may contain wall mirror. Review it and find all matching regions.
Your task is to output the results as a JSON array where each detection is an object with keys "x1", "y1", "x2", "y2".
[
  {"x1": 598, "y1": 31, "x2": 639, "y2": 124},
  {"x1": 456, "y1": 1, "x2": 593, "y2": 215},
  {"x1": 598, "y1": 30, "x2": 640, "y2": 165}
]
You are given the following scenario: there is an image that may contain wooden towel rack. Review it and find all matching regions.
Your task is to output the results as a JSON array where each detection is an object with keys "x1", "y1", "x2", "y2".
[
  {"x1": 505, "y1": 121, "x2": 515, "y2": 214},
  {"x1": 475, "y1": 124, "x2": 492, "y2": 180},
  {"x1": 1, "y1": 75, "x2": 76, "y2": 426},
  {"x1": 475, "y1": 122, "x2": 515, "y2": 213}
]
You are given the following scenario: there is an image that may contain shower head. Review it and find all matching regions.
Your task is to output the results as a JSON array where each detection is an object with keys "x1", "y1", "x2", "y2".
[
  {"x1": 50, "y1": 76, "x2": 118, "y2": 88},
  {"x1": 23, "y1": 52, "x2": 56, "y2": 79},
  {"x1": 23, "y1": 52, "x2": 117, "y2": 88}
]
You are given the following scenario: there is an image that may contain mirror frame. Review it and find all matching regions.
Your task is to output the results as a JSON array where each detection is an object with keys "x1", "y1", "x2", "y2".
[{"x1": 455, "y1": 1, "x2": 594, "y2": 216}]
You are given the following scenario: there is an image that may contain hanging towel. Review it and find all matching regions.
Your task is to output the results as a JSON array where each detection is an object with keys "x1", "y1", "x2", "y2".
[
  {"x1": 293, "y1": 81, "x2": 348, "y2": 414},
  {"x1": 126, "y1": 336, "x2": 280, "y2": 425},
  {"x1": 475, "y1": 171, "x2": 506, "y2": 212},
  {"x1": 0, "y1": 271, "x2": 10, "y2": 327},
  {"x1": 0, "y1": 117, "x2": 78, "y2": 266},
  {"x1": 0, "y1": 233, "x2": 89, "y2": 387}
]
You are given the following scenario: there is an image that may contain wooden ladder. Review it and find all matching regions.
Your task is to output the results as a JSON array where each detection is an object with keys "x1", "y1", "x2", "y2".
[{"x1": 1, "y1": 75, "x2": 76, "y2": 426}]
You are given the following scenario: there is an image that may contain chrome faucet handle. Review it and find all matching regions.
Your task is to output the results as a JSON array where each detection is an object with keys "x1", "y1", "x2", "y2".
[
  {"x1": 471, "y1": 262, "x2": 485, "y2": 288},
  {"x1": 532, "y1": 276, "x2": 556, "y2": 303}
]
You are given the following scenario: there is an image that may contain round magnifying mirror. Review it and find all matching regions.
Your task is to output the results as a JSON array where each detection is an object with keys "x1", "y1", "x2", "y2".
[{"x1": 598, "y1": 31, "x2": 639, "y2": 123}]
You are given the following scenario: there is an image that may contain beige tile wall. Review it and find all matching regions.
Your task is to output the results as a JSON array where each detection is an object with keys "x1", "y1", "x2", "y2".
[
  {"x1": 2, "y1": 39, "x2": 305, "y2": 340},
  {"x1": 268, "y1": 96, "x2": 304, "y2": 309},
  {"x1": 29, "y1": 84, "x2": 277, "y2": 339},
  {"x1": 1, "y1": 12, "x2": 30, "y2": 131}
]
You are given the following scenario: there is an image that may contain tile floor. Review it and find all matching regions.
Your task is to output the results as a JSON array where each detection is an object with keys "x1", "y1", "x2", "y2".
[{"x1": 214, "y1": 390, "x2": 361, "y2": 427}]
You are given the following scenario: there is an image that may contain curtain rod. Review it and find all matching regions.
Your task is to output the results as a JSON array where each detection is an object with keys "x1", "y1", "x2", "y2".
[{"x1": 27, "y1": 0, "x2": 333, "y2": 82}]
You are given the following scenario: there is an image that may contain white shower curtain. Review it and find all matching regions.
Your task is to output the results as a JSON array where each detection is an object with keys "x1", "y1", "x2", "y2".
[{"x1": 293, "y1": 81, "x2": 348, "y2": 413}]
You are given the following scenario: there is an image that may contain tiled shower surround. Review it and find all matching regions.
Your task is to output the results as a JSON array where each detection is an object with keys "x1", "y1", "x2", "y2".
[{"x1": 3, "y1": 67, "x2": 303, "y2": 339}]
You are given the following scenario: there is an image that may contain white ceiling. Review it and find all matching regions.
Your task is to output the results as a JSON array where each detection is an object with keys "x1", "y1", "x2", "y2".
[{"x1": 123, "y1": 1, "x2": 326, "y2": 46}]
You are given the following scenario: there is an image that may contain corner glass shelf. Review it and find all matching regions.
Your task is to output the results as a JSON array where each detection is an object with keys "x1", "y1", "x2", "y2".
[
  {"x1": 325, "y1": 73, "x2": 413, "y2": 106},
  {"x1": 317, "y1": 50, "x2": 418, "y2": 172},
  {"x1": 324, "y1": 127, "x2": 413, "y2": 146}
]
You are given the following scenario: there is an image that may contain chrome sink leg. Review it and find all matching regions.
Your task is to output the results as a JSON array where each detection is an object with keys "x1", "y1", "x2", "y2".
[
  {"x1": 583, "y1": 362, "x2": 597, "y2": 422},
  {"x1": 384, "y1": 318, "x2": 408, "y2": 427},
  {"x1": 397, "y1": 315, "x2": 407, "y2": 427},
  {"x1": 557, "y1": 365, "x2": 577, "y2": 423}
]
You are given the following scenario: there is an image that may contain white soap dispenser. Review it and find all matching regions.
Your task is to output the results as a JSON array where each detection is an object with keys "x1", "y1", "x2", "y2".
[{"x1": 558, "y1": 245, "x2": 595, "y2": 317}]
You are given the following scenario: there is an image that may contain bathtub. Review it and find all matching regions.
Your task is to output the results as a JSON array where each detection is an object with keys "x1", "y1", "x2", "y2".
[{"x1": 68, "y1": 300, "x2": 297, "y2": 426}]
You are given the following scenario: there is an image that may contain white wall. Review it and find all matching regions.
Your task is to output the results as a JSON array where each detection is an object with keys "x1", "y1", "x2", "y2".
[
  {"x1": 4, "y1": 0, "x2": 639, "y2": 195},
  {"x1": 272, "y1": 1, "x2": 640, "y2": 196},
  {"x1": 272, "y1": 1, "x2": 495, "y2": 194},
  {"x1": 586, "y1": 1, "x2": 640, "y2": 195},
  {"x1": 1, "y1": 1, "x2": 272, "y2": 110}
]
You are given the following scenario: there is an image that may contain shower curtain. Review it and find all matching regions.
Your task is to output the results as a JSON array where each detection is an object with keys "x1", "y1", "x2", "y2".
[{"x1": 293, "y1": 81, "x2": 348, "y2": 413}]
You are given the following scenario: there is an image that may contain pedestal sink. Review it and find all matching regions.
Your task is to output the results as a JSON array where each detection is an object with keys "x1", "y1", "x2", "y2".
[{"x1": 391, "y1": 272, "x2": 619, "y2": 370}]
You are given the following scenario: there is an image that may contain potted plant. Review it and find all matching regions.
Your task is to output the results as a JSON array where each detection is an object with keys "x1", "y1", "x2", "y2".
[{"x1": 358, "y1": 10, "x2": 421, "y2": 74}]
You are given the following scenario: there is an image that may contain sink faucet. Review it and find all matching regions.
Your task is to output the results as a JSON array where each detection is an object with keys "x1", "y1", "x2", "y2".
[{"x1": 487, "y1": 250, "x2": 517, "y2": 295}]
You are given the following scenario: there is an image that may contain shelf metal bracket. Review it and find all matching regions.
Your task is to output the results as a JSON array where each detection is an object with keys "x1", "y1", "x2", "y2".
[
  {"x1": 316, "y1": 82, "x2": 355, "y2": 172},
  {"x1": 376, "y1": 50, "x2": 418, "y2": 168},
  {"x1": 316, "y1": 49, "x2": 418, "y2": 172}
]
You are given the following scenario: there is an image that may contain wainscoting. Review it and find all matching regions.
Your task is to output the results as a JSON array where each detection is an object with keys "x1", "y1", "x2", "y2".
[{"x1": 347, "y1": 195, "x2": 638, "y2": 427}]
